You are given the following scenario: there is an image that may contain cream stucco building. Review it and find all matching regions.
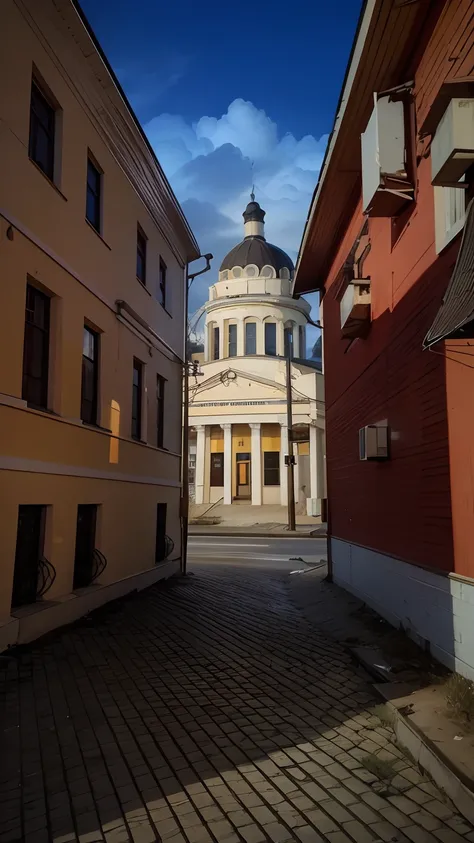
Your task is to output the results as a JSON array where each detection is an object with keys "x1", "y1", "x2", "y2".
[
  {"x1": 0, "y1": 0, "x2": 199, "y2": 649},
  {"x1": 189, "y1": 199, "x2": 325, "y2": 513}
]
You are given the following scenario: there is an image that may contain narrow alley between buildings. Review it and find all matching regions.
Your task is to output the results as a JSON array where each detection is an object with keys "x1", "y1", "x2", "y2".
[{"x1": 1, "y1": 556, "x2": 472, "y2": 843}]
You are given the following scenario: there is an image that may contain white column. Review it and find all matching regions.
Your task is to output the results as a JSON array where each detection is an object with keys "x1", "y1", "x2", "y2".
[
  {"x1": 310, "y1": 424, "x2": 323, "y2": 501},
  {"x1": 194, "y1": 425, "x2": 206, "y2": 505},
  {"x1": 218, "y1": 321, "x2": 225, "y2": 359},
  {"x1": 250, "y1": 423, "x2": 262, "y2": 506},
  {"x1": 280, "y1": 422, "x2": 288, "y2": 506},
  {"x1": 237, "y1": 320, "x2": 245, "y2": 356},
  {"x1": 221, "y1": 423, "x2": 232, "y2": 505}
]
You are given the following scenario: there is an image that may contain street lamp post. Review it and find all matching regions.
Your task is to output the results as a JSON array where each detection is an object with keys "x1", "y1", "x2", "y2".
[
  {"x1": 181, "y1": 254, "x2": 213, "y2": 576},
  {"x1": 285, "y1": 330, "x2": 296, "y2": 532}
]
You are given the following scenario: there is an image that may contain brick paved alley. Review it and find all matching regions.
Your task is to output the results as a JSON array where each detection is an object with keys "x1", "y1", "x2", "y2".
[{"x1": 1, "y1": 561, "x2": 473, "y2": 843}]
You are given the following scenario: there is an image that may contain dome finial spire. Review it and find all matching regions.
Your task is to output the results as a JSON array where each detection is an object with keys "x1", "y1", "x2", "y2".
[{"x1": 250, "y1": 185, "x2": 255, "y2": 202}]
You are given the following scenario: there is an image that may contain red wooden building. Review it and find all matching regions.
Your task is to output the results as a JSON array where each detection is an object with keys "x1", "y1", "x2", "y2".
[{"x1": 294, "y1": 0, "x2": 474, "y2": 678}]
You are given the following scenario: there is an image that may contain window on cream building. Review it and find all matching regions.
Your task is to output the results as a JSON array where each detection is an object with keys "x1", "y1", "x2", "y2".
[
  {"x1": 245, "y1": 321, "x2": 257, "y2": 355},
  {"x1": 299, "y1": 325, "x2": 306, "y2": 359},
  {"x1": 29, "y1": 77, "x2": 58, "y2": 183},
  {"x1": 228, "y1": 323, "x2": 237, "y2": 357},
  {"x1": 264, "y1": 321, "x2": 277, "y2": 356}
]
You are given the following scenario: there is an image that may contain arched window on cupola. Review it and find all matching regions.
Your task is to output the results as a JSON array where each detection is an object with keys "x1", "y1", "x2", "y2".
[
  {"x1": 244, "y1": 318, "x2": 257, "y2": 355},
  {"x1": 298, "y1": 324, "x2": 306, "y2": 359},
  {"x1": 226, "y1": 319, "x2": 238, "y2": 358},
  {"x1": 208, "y1": 321, "x2": 220, "y2": 361},
  {"x1": 264, "y1": 318, "x2": 277, "y2": 356},
  {"x1": 284, "y1": 321, "x2": 295, "y2": 358}
]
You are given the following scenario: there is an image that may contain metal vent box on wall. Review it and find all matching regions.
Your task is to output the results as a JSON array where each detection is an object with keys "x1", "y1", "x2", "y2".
[
  {"x1": 340, "y1": 280, "x2": 371, "y2": 339},
  {"x1": 361, "y1": 93, "x2": 413, "y2": 216},
  {"x1": 359, "y1": 425, "x2": 389, "y2": 461},
  {"x1": 431, "y1": 98, "x2": 474, "y2": 186}
]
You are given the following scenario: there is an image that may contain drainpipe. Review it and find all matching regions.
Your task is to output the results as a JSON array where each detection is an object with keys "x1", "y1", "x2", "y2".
[{"x1": 181, "y1": 254, "x2": 213, "y2": 576}]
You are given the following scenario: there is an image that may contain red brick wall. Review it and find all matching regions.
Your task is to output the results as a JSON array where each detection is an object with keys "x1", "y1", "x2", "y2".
[{"x1": 323, "y1": 1, "x2": 474, "y2": 573}]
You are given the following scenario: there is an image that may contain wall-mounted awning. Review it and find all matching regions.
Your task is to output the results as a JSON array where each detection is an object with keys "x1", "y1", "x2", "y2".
[{"x1": 424, "y1": 198, "x2": 474, "y2": 348}]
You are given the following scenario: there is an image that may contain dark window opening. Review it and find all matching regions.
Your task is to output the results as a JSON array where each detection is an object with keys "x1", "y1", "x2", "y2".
[
  {"x1": 284, "y1": 326, "x2": 293, "y2": 358},
  {"x1": 22, "y1": 283, "x2": 50, "y2": 409},
  {"x1": 265, "y1": 322, "x2": 277, "y2": 356},
  {"x1": 156, "y1": 374, "x2": 165, "y2": 448},
  {"x1": 132, "y1": 359, "x2": 143, "y2": 440},
  {"x1": 213, "y1": 326, "x2": 220, "y2": 360},
  {"x1": 264, "y1": 451, "x2": 280, "y2": 486},
  {"x1": 159, "y1": 258, "x2": 167, "y2": 308},
  {"x1": 12, "y1": 505, "x2": 46, "y2": 608},
  {"x1": 137, "y1": 227, "x2": 147, "y2": 284},
  {"x1": 245, "y1": 322, "x2": 257, "y2": 355},
  {"x1": 299, "y1": 325, "x2": 305, "y2": 358},
  {"x1": 86, "y1": 157, "x2": 101, "y2": 232},
  {"x1": 29, "y1": 81, "x2": 55, "y2": 181},
  {"x1": 228, "y1": 324, "x2": 237, "y2": 357},
  {"x1": 210, "y1": 453, "x2": 224, "y2": 486},
  {"x1": 81, "y1": 325, "x2": 99, "y2": 425},
  {"x1": 73, "y1": 504, "x2": 97, "y2": 589},
  {"x1": 155, "y1": 503, "x2": 167, "y2": 563}
]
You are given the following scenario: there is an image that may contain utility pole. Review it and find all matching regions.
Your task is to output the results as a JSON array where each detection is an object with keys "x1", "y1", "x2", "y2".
[
  {"x1": 285, "y1": 330, "x2": 296, "y2": 531},
  {"x1": 181, "y1": 254, "x2": 213, "y2": 576}
]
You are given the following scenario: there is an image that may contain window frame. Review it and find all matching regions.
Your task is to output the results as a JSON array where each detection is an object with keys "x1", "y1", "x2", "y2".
[
  {"x1": 22, "y1": 283, "x2": 51, "y2": 410},
  {"x1": 156, "y1": 374, "x2": 165, "y2": 449},
  {"x1": 263, "y1": 451, "x2": 280, "y2": 486},
  {"x1": 298, "y1": 325, "x2": 306, "y2": 359},
  {"x1": 136, "y1": 226, "x2": 147, "y2": 285},
  {"x1": 158, "y1": 257, "x2": 167, "y2": 309},
  {"x1": 210, "y1": 452, "x2": 224, "y2": 487},
  {"x1": 86, "y1": 155, "x2": 102, "y2": 233},
  {"x1": 245, "y1": 321, "x2": 257, "y2": 355},
  {"x1": 264, "y1": 322, "x2": 277, "y2": 356},
  {"x1": 213, "y1": 325, "x2": 220, "y2": 360},
  {"x1": 131, "y1": 358, "x2": 143, "y2": 441},
  {"x1": 284, "y1": 324, "x2": 294, "y2": 358},
  {"x1": 29, "y1": 79, "x2": 56, "y2": 182},
  {"x1": 81, "y1": 324, "x2": 99, "y2": 426},
  {"x1": 434, "y1": 184, "x2": 466, "y2": 254},
  {"x1": 228, "y1": 323, "x2": 237, "y2": 357}
]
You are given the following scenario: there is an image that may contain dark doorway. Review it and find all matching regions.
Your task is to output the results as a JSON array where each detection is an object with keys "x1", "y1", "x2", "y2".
[
  {"x1": 155, "y1": 503, "x2": 167, "y2": 563},
  {"x1": 73, "y1": 505, "x2": 97, "y2": 589},
  {"x1": 12, "y1": 505, "x2": 45, "y2": 609},
  {"x1": 210, "y1": 453, "x2": 224, "y2": 487},
  {"x1": 236, "y1": 452, "x2": 251, "y2": 499}
]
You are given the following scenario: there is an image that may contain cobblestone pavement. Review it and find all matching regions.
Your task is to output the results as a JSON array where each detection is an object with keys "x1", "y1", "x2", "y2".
[{"x1": 1, "y1": 563, "x2": 473, "y2": 843}]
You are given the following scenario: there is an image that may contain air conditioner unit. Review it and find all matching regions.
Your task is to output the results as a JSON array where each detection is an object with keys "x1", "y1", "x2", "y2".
[
  {"x1": 431, "y1": 98, "x2": 474, "y2": 186},
  {"x1": 306, "y1": 497, "x2": 322, "y2": 517},
  {"x1": 361, "y1": 94, "x2": 414, "y2": 216},
  {"x1": 359, "y1": 424, "x2": 389, "y2": 461},
  {"x1": 340, "y1": 280, "x2": 371, "y2": 339}
]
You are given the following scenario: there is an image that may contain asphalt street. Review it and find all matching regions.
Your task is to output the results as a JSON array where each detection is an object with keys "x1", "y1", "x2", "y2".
[{"x1": 188, "y1": 536, "x2": 327, "y2": 571}]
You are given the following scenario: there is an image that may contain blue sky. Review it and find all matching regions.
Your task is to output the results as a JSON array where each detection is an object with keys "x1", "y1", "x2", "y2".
[{"x1": 80, "y1": 0, "x2": 361, "y2": 349}]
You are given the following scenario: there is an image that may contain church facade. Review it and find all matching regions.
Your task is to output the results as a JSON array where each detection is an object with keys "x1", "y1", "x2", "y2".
[{"x1": 189, "y1": 198, "x2": 325, "y2": 514}]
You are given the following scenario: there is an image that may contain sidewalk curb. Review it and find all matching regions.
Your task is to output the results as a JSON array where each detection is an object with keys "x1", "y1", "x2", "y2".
[
  {"x1": 380, "y1": 690, "x2": 474, "y2": 825},
  {"x1": 189, "y1": 530, "x2": 327, "y2": 539},
  {"x1": 349, "y1": 649, "x2": 474, "y2": 824}
]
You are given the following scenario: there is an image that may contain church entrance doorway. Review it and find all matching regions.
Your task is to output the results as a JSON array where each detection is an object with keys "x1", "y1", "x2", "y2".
[{"x1": 235, "y1": 452, "x2": 251, "y2": 500}]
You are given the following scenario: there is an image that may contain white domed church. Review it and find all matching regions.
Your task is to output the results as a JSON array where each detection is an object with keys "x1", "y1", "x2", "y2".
[{"x1": 189, "y1": 197, "x2": 325, "y2": 515}]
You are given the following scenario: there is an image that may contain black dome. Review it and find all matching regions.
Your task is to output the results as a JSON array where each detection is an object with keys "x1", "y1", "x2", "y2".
[{"x1": 220, "y1": 238, "x2": 294, "y2": 273}]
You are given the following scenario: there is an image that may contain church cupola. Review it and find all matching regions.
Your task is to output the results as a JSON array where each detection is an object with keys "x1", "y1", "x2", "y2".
[{"x1": 243, "y1": 192, "x2": 265, "y2": 239}]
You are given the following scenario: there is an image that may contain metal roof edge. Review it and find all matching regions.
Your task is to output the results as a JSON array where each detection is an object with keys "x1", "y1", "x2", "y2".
[
  {"x1": 293, "y1": 0, "x2": 376, "y2": 292},
  {"x1": 70, "y1": 0, "x2": 200, "y2": 261}
]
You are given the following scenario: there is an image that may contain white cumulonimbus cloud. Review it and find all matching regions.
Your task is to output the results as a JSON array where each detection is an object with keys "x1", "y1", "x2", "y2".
[{"x1": 145, "y1": 98, "x2": 328, "y2": 321}]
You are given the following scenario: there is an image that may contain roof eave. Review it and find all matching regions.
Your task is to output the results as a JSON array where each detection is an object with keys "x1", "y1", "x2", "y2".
[
  {"x1": 293, "y1": 0, "x2": 375, "y2": 295},
  {"x1": 70, "y1": 0, "x2": 200, "y2": 263},
  {"x1": 293, "y1": 0, "x2": 432, "y2": 296}
]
